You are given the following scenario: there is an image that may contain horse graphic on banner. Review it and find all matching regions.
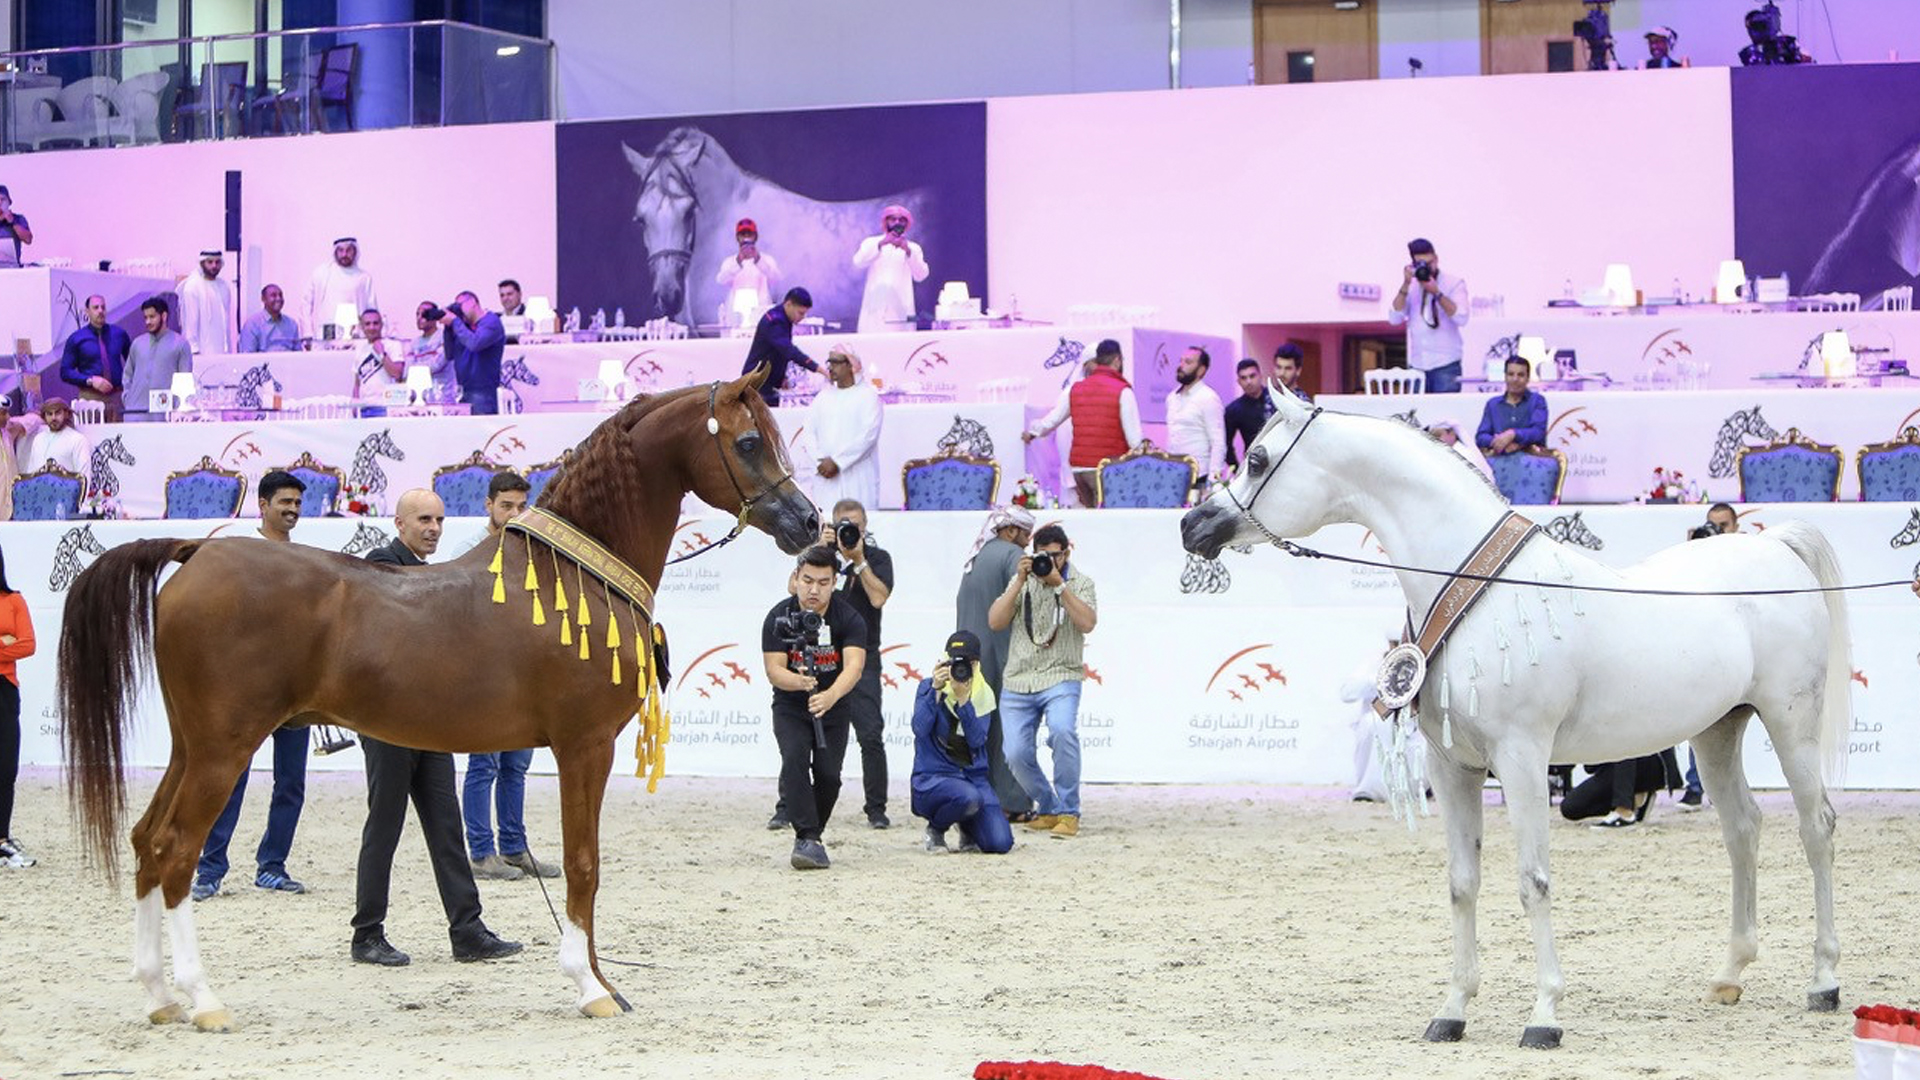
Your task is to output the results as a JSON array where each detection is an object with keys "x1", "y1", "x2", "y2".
[
  {"x1": 340, "y1": 523, "x2": 391, "y2": 556},
  {"x1": 89, "y1": 436, "x2": 136, "y2": 500},
  {"x1": 49, "y1": 525, "x2": 107, "y2": 592},
  {"x1": 348, "y1": 429, "x2": 405, "y2": 495},
  {"x1": 233, "y1": 364, "x2": 283, "y2": 411},
  {"x1": 622, "y1": 127, "x2": 926, "y2": 325},
  {"x1": 1708, "y1": 406, "x2": 1781, "y2": 478},
  {"x1": 935, "y1": 416, "x2": 994, "y2": 459},
  {"x1": 501, "y1": 354, "x2": 541, "y2": 412}
]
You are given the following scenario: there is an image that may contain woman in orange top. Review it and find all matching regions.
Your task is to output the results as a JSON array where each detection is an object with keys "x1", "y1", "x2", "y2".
[{"x1": 0, "y1": 545, "x2": 35, "y2": 868}]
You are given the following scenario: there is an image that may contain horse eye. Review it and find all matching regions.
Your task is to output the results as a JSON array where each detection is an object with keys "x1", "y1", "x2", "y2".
[
  {"x1": 1246, "y1": 447, "x2": 1269, "y2": 477},
  {"x1": 735, "y1": 433, "x2": 761, "y2": 457}
]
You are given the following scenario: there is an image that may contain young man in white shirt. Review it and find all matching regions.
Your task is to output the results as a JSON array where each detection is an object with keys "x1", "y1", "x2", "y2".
[
  {"x1": 19, "y1": 398, "x2": 90, "y2": 476},
  {"x1": 1163, "y1": 346, "x2": 1225, "y2": 492},
  {"x1": 1386, "y1": 238, "x2": 1470, "y2": 393},
  {"x1": 353, "y1": 309, "x2": 407, "y2": 416}
]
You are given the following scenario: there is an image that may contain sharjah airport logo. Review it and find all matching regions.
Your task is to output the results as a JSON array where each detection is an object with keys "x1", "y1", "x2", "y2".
[
  {"x1": 1547, "y1": 407, "x2": 1599, "y2": 449},
  {"x1": 875, "y1": 644, "x2": 924, "y2": 692},
  {"x1": 670, "y1": 516, "x2": 730, "y2": 559},
  {"x1": 903, "y1": 340, "x2": 952, "y2": 379},
  {"x1": 624, "y1": 350, "x2": 666, "y2": 380},
  {"x1": 1203, "y1": 644, "x2": 1287, "y2": 704},
  {"x1": 1851, "y1": 668, "x2": 1870, "y2": 690},
  {"x1": 675, "y1": 644, "x2": 754, "y2": 699},
  {"x1": 480, "y1": 426, "x2": 529, "y2": 461},
  {"x1": 1640, "y1": 329, "x2": 1695, "y2": 369},
  {"x1": 217, "y1": 431, "x2": 265, "y2": 470}
]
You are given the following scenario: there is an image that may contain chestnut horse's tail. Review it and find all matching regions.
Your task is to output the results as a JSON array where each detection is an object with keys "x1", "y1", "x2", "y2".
[{"x1": 58, "y1": 538, "x2": 201, "y2": 879}]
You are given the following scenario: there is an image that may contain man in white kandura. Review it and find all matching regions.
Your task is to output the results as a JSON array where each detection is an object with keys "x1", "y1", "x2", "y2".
[
  {"x1": 852, "y1": 204, "x2": 928, "y2": 333},
  {"x1": 716, "y1": 218, "x2": 781, "y2": 322},
  {"x1": 305, "y1": 236, "x2": 379, "y2": 339},
  {"x1": 177, "y1": 249, "x2": 232, "y2": 356},
  {"x1": 805, "y1": 345, "x2": 883, "y2": 510},
  {"x1": 1164, "y1": 345, "x2": 1225, "y2": 493}
]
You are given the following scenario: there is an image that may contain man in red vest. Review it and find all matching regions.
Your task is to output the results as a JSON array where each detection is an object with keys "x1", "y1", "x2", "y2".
[{"x1": 1022, "y1": 339, "x2": 1143, "y2": 507}]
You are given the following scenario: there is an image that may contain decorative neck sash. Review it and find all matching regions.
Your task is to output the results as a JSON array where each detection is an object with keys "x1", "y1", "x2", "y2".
[
  {"x1": 488, "y1": 506, "x2": 672, "y2": 790},
  {"x1": 1374, "y1": 510, "x2": 1537, "y2": 720}
]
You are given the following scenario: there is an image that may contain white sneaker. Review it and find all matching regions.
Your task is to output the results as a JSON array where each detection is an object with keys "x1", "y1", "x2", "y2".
[
  {"x1": 922, "y1": 827, "x2": 950, "y2": 854},
  {"x1": 0, "y1": 837, "x2": 36, "y2": 867}
]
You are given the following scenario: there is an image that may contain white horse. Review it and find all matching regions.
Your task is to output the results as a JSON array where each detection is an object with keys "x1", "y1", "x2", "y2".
[
  {"x1": 622, "y1": 127, "x2": 927, "y2": 325},
  {"x1": 1179, "y1": 393, "x2": 1851, "y2": 1049}
]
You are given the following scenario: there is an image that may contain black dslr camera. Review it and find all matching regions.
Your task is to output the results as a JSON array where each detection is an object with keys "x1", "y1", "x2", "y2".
[
  {"x1": 1029, "y1": 551, "x2": 1055, "y2": 580},
  {"x1": 1688, "y1": 522, "x2": 1720, "y2": 541},
  {"x1": 774, "y1": 607, "x2": 822, "y2": 642},
  {"x1": 835, "y1": 518, "x2": 861, "y2": 550},
  {"x1": 1412, "y1": 263, "x2": 1435, "y2": 283},
  {"x1": 420, "y1": 299, "x2": 461, "y2": 323}
]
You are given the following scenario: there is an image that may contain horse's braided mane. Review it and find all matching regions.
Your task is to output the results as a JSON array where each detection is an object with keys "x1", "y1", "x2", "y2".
[{"x1": 538, "y1": 386, "x2": 699, "y2": 545}]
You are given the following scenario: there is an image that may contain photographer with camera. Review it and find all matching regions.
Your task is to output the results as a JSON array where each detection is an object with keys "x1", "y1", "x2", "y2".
[
  {"x1": 853, "y1": 204, "x2": 929, "y2": 333},
  {"x1": 1387, "y1": 238, "x2": 1471, "y2": 394},
  {"x1": 716, "y1": 218, "x2": 782, "y2": 320},
  {"x1": 988, "y1": 524, "x2": 1098, "y2": 838},
  {"x1": 768, "y1": 500, "x2": 894, "y2": 831},
  {"x1": 437, "y1": 291, "x2": 506, "y2": 415},
  {"x1": 910, "y1": 631, "x2": 1014, "y2": 856},
  {"x1": 761, "y1": 545, "x2": 868, "y2": 870}
]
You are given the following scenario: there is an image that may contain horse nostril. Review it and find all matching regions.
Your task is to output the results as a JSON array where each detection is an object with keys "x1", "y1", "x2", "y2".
[{"x1": 802, "y1": 510, "x2": 820, "y2": 536}]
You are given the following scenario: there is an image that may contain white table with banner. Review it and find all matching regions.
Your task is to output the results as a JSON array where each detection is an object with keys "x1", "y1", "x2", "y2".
[
  {"x1": 10, "y1": 503, "x2": 1916, "y2": 790},
  {"x1": 1462, "y1": 306, "x2": 1920, "y2": 389},
  {"x1": 45, "y1": 402, "x2": 1029, "y2": 517},
  {"x1": 179, "y1": 323, "x2": 1235, "y2": 421},
  {"x1": 1325, "y1": 386, "x2": 1920, "y2": 504}
]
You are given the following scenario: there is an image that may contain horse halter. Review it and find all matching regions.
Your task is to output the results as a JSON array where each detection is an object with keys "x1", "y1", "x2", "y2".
[
  {"x1": 667, "y1": 381, "x2": 798, "y2": 565},
  {"x1": 1223, "y1": 406, "x2": 1323, "y2": 549}
]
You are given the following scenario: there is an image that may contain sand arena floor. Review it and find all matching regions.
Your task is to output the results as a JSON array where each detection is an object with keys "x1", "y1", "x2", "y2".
[{"x1": 0, "y1": 769, "x2": 1912, "y2": 1080}]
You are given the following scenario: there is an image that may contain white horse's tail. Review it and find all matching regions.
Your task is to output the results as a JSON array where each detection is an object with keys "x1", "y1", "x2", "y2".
[{"x1": 1769, "y1": 520, "x2": 1854, "y2": 787}]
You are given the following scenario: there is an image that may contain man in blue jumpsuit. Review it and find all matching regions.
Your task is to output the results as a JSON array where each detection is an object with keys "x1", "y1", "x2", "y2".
[{"x1": 910, "y1": 631, "x2": 1014, "y2": 855}]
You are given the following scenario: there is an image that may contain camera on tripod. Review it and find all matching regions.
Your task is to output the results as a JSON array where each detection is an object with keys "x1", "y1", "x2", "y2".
[{"x1": 1571, "y1": 0, "x2": 1616, "y2": 71}]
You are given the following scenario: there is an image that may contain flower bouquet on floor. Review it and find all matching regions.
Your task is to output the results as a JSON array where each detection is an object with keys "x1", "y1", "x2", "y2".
[
  {"x1": 1643, "y1": 467, "x2": 1702, "y2": 504},
  {"x1": 1854, "y1": 1004, "x2": 1920, "y2": 1080},
  {"x1": 1010, "y1": 475, "x2": 1043, "y2": 510},
  {"x1": 344, "y1": 483, "x2": 381, "y2": 517}
]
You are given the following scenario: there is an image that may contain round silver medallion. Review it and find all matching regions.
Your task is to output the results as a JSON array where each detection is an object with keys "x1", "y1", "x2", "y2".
[{"x1": 1376, "y1": 643, "x2": 1427, "y2": 711}]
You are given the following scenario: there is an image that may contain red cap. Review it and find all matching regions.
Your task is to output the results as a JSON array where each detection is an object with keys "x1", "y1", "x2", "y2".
[{"x1": 735, "y1": 218, "x2": 757, "y2": 237}]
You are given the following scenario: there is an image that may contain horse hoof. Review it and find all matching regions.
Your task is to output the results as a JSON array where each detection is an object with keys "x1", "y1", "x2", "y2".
[
  {"x1": 1422, "y1": 1018, "x2": 1466, "y2": 1042},
  {"x1": 1706, "y1": 982, "x2": 1743, "y2": 1005},
  {"x1": 147, "y1": 1002, "x2": 187, "y2": 1025},
  {"x1": 191, "y1": 1008, "x2": 234, "y2": 1033},
  {"x1": 612, "y1": 991, "x2": 633, "y2": 1013},
  {"x1": 580, "y1": 995, "x2": 623, "y2": 1019},
  {"x1": 1809, "y1": 987, "x2": 1840, "y2": 1012},
  {"x1": 1519, "y1": 1025, "x2": 1562, "y2": 1050}
]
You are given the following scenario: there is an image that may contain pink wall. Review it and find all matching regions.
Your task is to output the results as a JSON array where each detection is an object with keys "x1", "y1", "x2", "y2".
[
  {"x1": 986, "y1": 68, "x2": 1736, "y2": 344},
  {"x1": 1, "y1": 123, "x2": 557, "y2": 327}
]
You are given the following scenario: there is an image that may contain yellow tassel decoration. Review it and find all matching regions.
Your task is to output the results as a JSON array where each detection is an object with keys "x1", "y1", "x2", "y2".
[
  {"x1": 611, "y1": 648, "x2": 622, "y2": 686},
  {"x1": 578, "y1": 625, "x2": 591, "y2": 661},
  {"x1": 492, "y1": 572, "x2": 506, "y2": 604},
  {"x1": 524, "y1": 550, "x2": 540, "y2": 592},
  {"x1": 487, "y1": 534, "x2": 504, "y2": 574},
  {"x1": 489, "y1": 533, "x2": 506, "y2": 604},
  {"x1": 606, "y1": 611, "x2": 621, "y2": 650},
  {"x1": 532, "y1": 592, "x2": 547, "y2": 626},
  {"x1": 560, "y1": 610, "x2": 573, "y2": 645},
  {"x1": 551, "y1": 549, "x2": 568, "y2": 615},
  {"x1": 634, "y1": 610, "x2": 671, "y2": 792}
]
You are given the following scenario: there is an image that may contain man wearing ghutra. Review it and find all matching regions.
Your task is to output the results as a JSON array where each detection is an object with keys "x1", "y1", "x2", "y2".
[
  {"x1": 803, "y1": 345, "x2": 883, "y2": 511},
  {"x1": 177, "y1": 249, "x2": 232, "y2": 355},
  {"x1": 852, "y1": 204, "x2": 928, "y2": 333},
  {"x1": 305, "y1": 236, "x2": 379, "y2": 339}
]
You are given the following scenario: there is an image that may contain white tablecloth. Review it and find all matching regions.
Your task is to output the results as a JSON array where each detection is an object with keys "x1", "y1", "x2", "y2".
[
  {"x1": 53, "y1": 401, "x2": 1029, "y2": 517},
  {"x1": 1463, "y1": 307, "x2": 1920, "y2": 389},
  {"x1": 1326, "y1": 386, "x2": 1920, "y2": 503},
  {"x1": 8, "y1": 504, "x2": 1917, "y2": 789},
  {"x1": 182, "y1": 323, "x2": 1236, "y2": 422}
]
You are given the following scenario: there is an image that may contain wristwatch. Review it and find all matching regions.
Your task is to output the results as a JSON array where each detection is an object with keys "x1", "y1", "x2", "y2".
[{"x1": 852, "y1": 562, "x2": 868, "y2": 576}]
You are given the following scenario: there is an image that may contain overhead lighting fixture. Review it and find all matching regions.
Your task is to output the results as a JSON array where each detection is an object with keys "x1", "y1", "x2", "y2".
[{"x1": 496, "y1": 45, "x2": 521, "y2": 57}]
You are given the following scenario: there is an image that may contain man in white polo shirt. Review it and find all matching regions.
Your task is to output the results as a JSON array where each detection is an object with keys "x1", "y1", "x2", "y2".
[{"x1": 1163, "y1": 345, "x2": 1225, "y2": 494}]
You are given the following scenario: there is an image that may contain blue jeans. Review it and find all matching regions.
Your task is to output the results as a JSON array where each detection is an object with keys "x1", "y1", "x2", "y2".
[
  {"x1": 1001, "y1": 681, "x2": 1084, "y2": 816},
  {"x1": 1424, "y1": 361, "x2": 1463, "y2": 393},
  {"x1": 463, "y1": 750, "x2": 532, "y2": 859},
  {"x1": 461, "y1": 389, "x2": 499, "y2": 415},
  {"x1": 198, "y1": 726, "x2": 308, "y2": 884},
  {"x1": 1684, "y1": 748, "x2": 1701, "y2": 795}
]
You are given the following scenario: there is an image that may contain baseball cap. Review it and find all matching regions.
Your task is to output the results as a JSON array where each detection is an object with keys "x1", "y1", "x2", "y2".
[{"x1": 944, "y1": 630, "x2": 982, "y2": 661}]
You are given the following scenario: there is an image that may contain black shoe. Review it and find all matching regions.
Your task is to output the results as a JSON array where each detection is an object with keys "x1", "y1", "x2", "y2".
[
  {"x1": 351, "y1": 935, "x2": 411, "y2": 967},
  {"x1": 451, "y1": 927, "x2": 524, "y2": 962},
  {"x1": 1679, "y1": 788, "x2": 1704, "y2": 811},
  {"x1": 790, "y1": 839, "x2": 830, "y2": 870},
  {"x1": 866, "y1": 811, "x2": 891, "y2": 830},
  {"x1": 766, "y1": 811, "x2": 790, "y2": 831}
]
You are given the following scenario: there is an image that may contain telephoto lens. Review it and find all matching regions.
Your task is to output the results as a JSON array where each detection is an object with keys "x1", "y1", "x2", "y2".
[
  {"x1": 836, "y1": 519, "x2": 861, "y2": 549},
  {"x1": 1030, "y1": 552, "x2": 1054, "y2": 580},
  {"x1": 949, "y1": 658, "x2": 974, "y2": 684}
]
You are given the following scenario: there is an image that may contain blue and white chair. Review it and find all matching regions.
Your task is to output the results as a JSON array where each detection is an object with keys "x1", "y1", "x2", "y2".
[
  {"x1": 1736, "y1": 428, "x2": 1841, "y2": 503},
  {"x1": 1856, "y1": 426, "x2": 1920, "y2": 502},
  {"x1": 1095, "y1": 446, "x2": 1196, "y2": 508},
  {"x1": 525, "y1": 452, "x2": 570, "y2": 507},
  {"x1": 432, "y1": 450, "x2": 501, "y2": 517},
  {"x1": 163, "y1": 455, "x2": 247, "y2": 519},
  {"x1": 278, "y1": 450, "x2": 345, "y2": 518},
  {"x1": 901, "y1": 450, "x2": 999, "y2": 511},
  {"x1": 12, "y1": 462, "x2": 86, "y2": 520},
  {"x1": 1487, "y1": 448, "x2": 1567, "y2": 506}
]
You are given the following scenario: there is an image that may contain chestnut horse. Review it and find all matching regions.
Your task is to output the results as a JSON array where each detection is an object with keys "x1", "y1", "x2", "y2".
[{"x1": 58, "y1": 366, "x2": 818, "y2": 1030}]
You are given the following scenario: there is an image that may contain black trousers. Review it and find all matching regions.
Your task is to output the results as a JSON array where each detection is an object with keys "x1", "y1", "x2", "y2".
[
  {"x1": 353, "y1": 735, "x2": 483, "y2": 943},
  {"x1": 777, "y1": 675, "x2": 887, "y2": 818},
  {"x1": 772, "y1": 698, "x2": 851, "y2": 842},
  {"x1": 0, "y1": 679, "x2": 19, "y2": 838},
  {"x1": 1561, "y1": 755, "x2": 1667, "y2": 821}
]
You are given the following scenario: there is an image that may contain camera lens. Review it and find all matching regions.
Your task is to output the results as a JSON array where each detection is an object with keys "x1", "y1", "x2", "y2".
[
  {"x1": 1030, "y1": 552, "x2": 1054, "y2": 580},
  {"x1": 835, "y1": 519, "x2": 860, "y2": 549},
  {"x1": 949, "y1": 658, "x2": 974, "y2": 684}
]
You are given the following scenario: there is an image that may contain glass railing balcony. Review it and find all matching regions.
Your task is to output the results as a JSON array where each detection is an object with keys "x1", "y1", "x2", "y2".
[{"x1": 0, "y1": 20, "x2": 555, "y2": 154}]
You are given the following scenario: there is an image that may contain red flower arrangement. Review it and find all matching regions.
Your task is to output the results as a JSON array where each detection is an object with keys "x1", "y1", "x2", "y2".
[
  {"x1": 1645, "y1": 466, "x2": 1701, "y2": 503},
  {"x1": 1856, "y1": 1003, "x2": 1920, "y2": 1044},
  {"x1": 975, "y1": 1063, "x2": 1177, "y2": 1080},
  {"x1": 344, "y1": 483, "x2": 377, "y2": 517}
]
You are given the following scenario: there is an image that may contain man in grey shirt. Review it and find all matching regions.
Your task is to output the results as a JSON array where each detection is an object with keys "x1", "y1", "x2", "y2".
[
  {"x1": 954, "y1": 506, "x2": 1036, "y2": 818},
  {"x1": 123, "y1": 295, "x2": 193, "y2": 422}
]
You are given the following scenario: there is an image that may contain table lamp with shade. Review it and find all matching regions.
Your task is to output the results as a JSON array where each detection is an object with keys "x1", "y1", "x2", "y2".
[
  {"x1": 1601, "y1": 264, "x2": 1637, "y2": 307},
  {"x1": 597, "y1": 358, "x2": 627, "y2": 403},
  {"x1": 332, "y1": 302, "x2": 359, "y2": 342},
  {"x1": 169, "y1": 371, "x2": 197, "y2": 413},
  {"x1": 404, "y1": 364, "x2": 433, "y2": 406},
  {"x1": 1714, "y1": 259, "x2": 1747, "y2": 304},
  {"x1": 1818, "y1": 330, "x2": 1855, "y2": 378},
  {"x1": 524, "y1": 296, "x2": 556, "y2": 334}
]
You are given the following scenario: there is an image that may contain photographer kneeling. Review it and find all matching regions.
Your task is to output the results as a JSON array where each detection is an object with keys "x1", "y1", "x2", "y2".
[
  {"x1": 910, "y1": 632, "x2": 1013, "y2": 856},
  {"x1": 762, "y1": 546, "x2": 867, "y2": 871}
]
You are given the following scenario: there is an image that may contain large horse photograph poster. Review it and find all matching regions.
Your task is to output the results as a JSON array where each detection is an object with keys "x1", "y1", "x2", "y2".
[{"x1": 556, "y1": 103, "x2": 988, "y2": 330}]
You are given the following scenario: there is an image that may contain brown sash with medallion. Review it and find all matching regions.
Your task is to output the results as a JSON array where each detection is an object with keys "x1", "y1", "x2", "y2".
[{"x1": 1375, "y1": 511, "x2": 1537, "y2": 717}]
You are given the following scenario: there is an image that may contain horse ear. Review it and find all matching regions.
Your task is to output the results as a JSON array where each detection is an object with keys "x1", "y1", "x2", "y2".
[
  {"x1": 1270, "y1": 385, "x2": 1308, "y2": 421},
  {"x1": 734, "y1": 363, "x2": 771, "y2": 395},
  {"x1": 621, "y1": 142, "x2": 652, "y2": 176},
  {"x1": 668, "y1": 129, "x2": 706, "y2": 168}
]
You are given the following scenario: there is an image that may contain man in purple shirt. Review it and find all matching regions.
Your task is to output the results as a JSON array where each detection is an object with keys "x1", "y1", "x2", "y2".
[
  {"x1": 741, "y1": 287, "x2": 820, "y2": 407},
  {"x1": 440, "y1": 290, "x2": 505, "y2": 415},
  {"x1": 1476, "y1": 357, "x2": 1548, "y2": 455},
  {"x1": 59, "y1": 294, "x2": 131, "y2": 416}
]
